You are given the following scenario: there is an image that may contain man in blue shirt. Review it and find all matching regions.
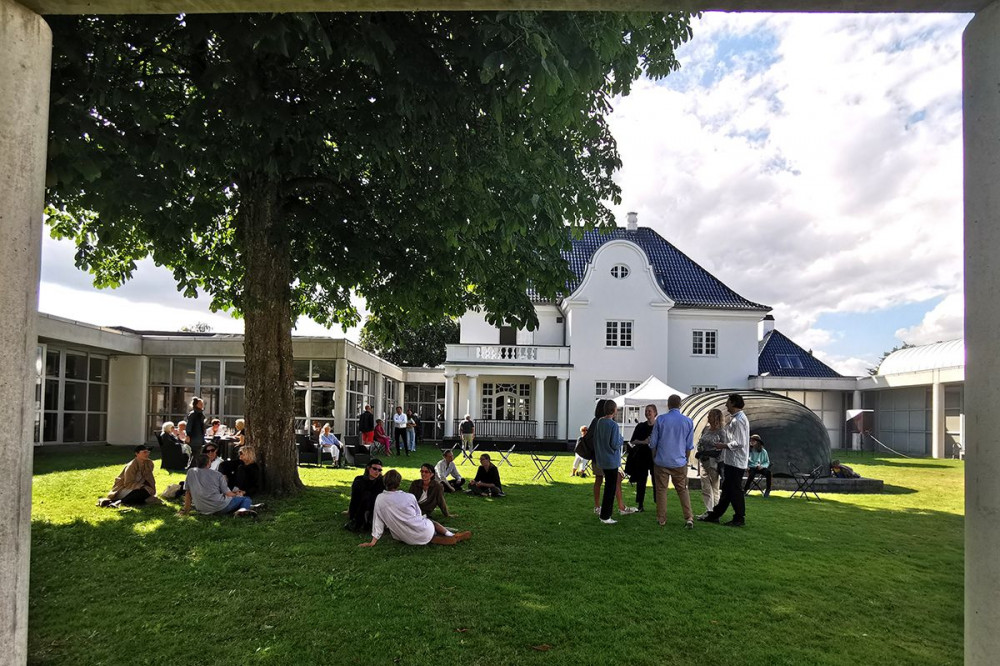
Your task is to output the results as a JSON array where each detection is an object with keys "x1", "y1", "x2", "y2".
[{"x1": 649, "y1": 394, "x2": 695, "y2": 528}]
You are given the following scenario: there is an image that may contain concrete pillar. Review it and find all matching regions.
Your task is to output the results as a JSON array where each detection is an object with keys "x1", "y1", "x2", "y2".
[
  {"x1": 964, "y1": 3, "x2": 1000, "y2": 661},
  {"x1": 107, "y1": 355, "x2": 149, "y2": 445},
  {"x1": 333, "y1": 357, "x2": 348, "y2": 436},
  {"x1": 0, "y1": 2, "x2": 51, "y2": 662},
  {"x1": 466, "y1": 374, "x2": 478, "y2": 420},
  {"x1": 443, "y1": 373, "x2": 455, "y2": 437},
  {"x1": 534, "y1": 376, "x2": 546, "y2": 439},
  {"x1": 374, "y1": 372, "x2": 384, "y2": 421},
  {"x1": 852, "y1": 389, "x2": 862, "y2": 451},
  {"x1": 397, "y1": 380, "x2": 406, "y2": 414},
  {"x1": 931, "y1": 380, "x2": 945, "y2": 459},
  {"x1": 556, "y1": 377, "x2": 568, "y2": 441}
]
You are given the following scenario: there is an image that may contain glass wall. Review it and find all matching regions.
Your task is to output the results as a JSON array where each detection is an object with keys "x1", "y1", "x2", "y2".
[
  {"x1": 293, "y1": 360, "x2": 337, "y2": 433},
  {"x1": 41, "y1": 347, "x2": 109, "y2": 443},
  {"x1": 344, "y1": 364, "x2": 375, "y2": 437},
  {"x1": 403, "y1": 383, "x2": 445, "y2": 440},
  {"x1": 147, "y1": 357, "x2": 246, "y2": 437},
  {"x1": 381, "y1": 376, "x2": 398, "y2": 424}
]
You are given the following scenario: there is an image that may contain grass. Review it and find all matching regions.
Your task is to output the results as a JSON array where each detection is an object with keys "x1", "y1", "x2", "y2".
[{"x1": 29, "y1": 447, "x2": 963, "y2": 665}]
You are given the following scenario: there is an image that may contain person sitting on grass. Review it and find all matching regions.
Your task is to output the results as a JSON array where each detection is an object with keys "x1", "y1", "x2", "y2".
[
  {"x1": 744, "y1": 434, "x2": 772, "y2": 497},
  {"x1": 97, "y1": 445, "x2": 162, "y2": 508},
  {"x1": 408, "y1": 463, "x2": 454, "y2": 518},
  {"x1": 232, "y1": 446, "x2": 263, "y2": 497},
  {"x1": 180, "y1": 454, "x2": 261, "y2": 518},
  {"x1": 359, "y1": 470, "x2": 471, "y2": 548},
  {"x1": 469, "y1": 454, "x2": 504, "y2": 497},
  {"x1": 434, "y1": 449, "x2": 464, "y2": 492},
  {"x1": 345, "y1": 459, "x2": 385, "y2": 532}
]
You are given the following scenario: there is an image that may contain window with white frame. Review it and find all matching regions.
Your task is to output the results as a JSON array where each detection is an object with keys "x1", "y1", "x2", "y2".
[
  {"x1": 606, "y1": 321, "x2": 633, "y2": 348},
  {"x1": 692, "y1": 330, "x2": 717, "y2": 356},
  {"x1": 691, "y1": 385, "x2": 717, "y2": 393},
  {"x1": 610, "y1": 264, "x2": 630, "y2": 279},
  {"x1": 594, "y1": 381, "x2": 641, "y2": 423}
]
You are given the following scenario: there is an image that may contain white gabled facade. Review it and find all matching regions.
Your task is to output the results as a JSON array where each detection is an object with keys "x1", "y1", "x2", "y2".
[{"x1": 444, "y1": 226, "x2": 770, "y2": 441}]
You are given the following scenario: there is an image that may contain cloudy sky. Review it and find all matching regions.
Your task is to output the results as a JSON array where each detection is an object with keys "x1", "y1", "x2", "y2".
[{"x1": 40, "y1": 11, "x2": 971, "y2": 376}]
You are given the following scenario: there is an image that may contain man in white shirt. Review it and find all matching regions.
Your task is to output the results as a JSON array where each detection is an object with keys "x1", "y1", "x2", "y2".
[
  {"x1": 435, "y1": 449, "x2": 464, "y2": 492},
  {"x1": 698, "y1": 393, "x2": 750, "y2": 527},
  {"x1": 392, "y1": 406, "x2": 409, "y2": 457},
  {"x1": 358, "y1": 470, "x2": 471, "y2": 547}
]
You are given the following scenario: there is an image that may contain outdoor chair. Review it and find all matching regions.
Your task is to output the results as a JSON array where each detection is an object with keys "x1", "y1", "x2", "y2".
[
  {"x1": 744, "y1": 471, "x2": 767, "y2": 496},
  {"x1": 459, "y1": 442, "x2": 479, "y2": 466},
  {"x1": 789, "y1": 461, "x2": 824, "y2": 500},
  {"x1": 342, "y1": 437, "x2": 371, "y2": 468},
  {"x1": 498, "y1": 444, "x2": 516, "y2": 467},
  {"x1": 156, "y1": 431, "x2": 189, "y2": 471},
  {"x1": 530, "y1": 452, "x2": 556, "y2": 482},
  {"x1": 296, "y1": 433, "x2": 320, "y2": 466}
]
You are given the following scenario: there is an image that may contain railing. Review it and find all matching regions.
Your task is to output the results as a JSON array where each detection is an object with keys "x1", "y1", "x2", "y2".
[
  {"x1": 454, "y1": 419, "x2": 537, "y2": 439},
  {"x1": 446, "y1": 344, "x2": 571, "y2": 365},
  {"x1": 544, "y1": 421, "x2": 557, "y2": 439}
]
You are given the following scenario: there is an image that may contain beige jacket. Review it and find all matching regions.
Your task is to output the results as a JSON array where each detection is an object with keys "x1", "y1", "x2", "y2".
[{"x1": 107, "y1": 458, "x2": 156, "y2": 500}]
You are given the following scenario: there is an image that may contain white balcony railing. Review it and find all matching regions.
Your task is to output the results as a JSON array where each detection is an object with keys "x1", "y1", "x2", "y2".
[{"x1": 446, "y1": 344, "x2": 571, "y2": 365}]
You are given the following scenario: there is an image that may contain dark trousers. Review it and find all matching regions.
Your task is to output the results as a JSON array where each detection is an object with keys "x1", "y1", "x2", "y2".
[
  {"x1": 600, "y1": 468, "x2": 618, "y2": 520},
  {"x1": 744, "y1": 467, "x2": 772, "y2": 493},
  {"x1": 119, "y1": 488, "x2": 151, "y2": 505},
  {"x1": 394, "y1": 428, "x2": 408, "y2": 456},
  {"x1": 709, "y1": 464, "x2": 746, "y2": 523},
  {"x1": 442, "y1": 478, "x2": 465, "y2": 493},
  {"x1": 634, "y1": 466, "x2": 656, "y2": 509}
]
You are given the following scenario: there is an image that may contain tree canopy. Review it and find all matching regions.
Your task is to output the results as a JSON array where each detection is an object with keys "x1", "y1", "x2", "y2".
[
  {"x1": 45, "y1": 11, "x2": 696, "y2": 492},
  {"x1": 359, "y1": 315, "x2": 459, "y2": 367}
]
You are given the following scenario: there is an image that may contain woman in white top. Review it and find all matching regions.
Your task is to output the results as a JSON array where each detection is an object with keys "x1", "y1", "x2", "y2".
[{"x1": 359, "y1": 470, "x2": 470, "y2": 547}]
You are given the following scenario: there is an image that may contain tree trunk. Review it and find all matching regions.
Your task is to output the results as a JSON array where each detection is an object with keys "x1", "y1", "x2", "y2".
[{"x1": 237, "y1": 174, "x2": 303, "y2": 495}]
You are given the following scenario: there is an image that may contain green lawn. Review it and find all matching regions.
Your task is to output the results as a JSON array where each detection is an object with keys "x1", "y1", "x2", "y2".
[{"x1": 28, "y1": 447, "x2": 964, "y2": 665}]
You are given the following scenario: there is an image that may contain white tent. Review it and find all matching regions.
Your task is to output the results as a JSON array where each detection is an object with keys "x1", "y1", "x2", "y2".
[{"x1": 610, "y1": 376, "x2": 688, "y2": 407}]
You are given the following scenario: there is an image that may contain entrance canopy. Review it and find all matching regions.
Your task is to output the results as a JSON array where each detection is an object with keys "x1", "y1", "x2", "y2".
[{"x1": 610, "y1": 376, "x2": 688, "y2": 408}]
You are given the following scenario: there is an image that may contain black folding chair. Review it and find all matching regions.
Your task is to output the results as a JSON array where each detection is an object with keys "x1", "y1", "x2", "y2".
[
  {"x1": 460, "y1": 443, "x2": 479, "y2": 466},
  {"x1": 744, "y1": 471, "x2": 767, "y2": 496},
  {"x1": 498, "y1": 444, "x2": 516, "y2": 467},
  {"x1": 789, "y1": 462, "x2": 823, "y2": 500},
  {"x1": 530, "y1": 452, "x2": 556, "y2": 482}
]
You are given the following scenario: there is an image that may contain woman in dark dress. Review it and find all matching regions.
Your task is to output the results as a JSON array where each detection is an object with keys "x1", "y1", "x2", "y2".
[
  {"x1": 625, "y1": 404, "x2": 657, "y2": 512},
  {"x1": 185, "y1": 397, "x2": 207, "y2": 461}
]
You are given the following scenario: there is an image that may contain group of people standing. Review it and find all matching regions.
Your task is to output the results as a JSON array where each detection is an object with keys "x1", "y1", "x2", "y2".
[
  {"x1": 358, "y1": 405, "x2": 420, "y2": 456},
  {"x1": 585, "y1": 392, "x2": 756, "y2": 528}
]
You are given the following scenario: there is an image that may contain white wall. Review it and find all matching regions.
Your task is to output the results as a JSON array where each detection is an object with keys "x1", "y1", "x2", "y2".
[
  {"x1": 667, "y1": 310, "x2": 761, "y2": 393},
  {"x1": 459, "y1": 305, "x2": 566, "y2": 346},
  {"x1": 459, "y1": 311, "x2": 499, "y2": 344},
  {"x1": 107, "y1": 354, "x2": 148, "y2": 445},
  {"x1": 562, "y1": 240, "x2": 673, "y2": 436},
  {"x1": 532, "y1": 305, "x2": 565, "y2": 346}
]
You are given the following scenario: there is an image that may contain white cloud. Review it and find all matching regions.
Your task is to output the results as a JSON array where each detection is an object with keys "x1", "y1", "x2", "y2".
[
  {"x1": 894, "y1": 291, "x2": 964, "y2": 344},
  {"x1": 608, "y1": 13, "x2": 968, "y2": 364}
]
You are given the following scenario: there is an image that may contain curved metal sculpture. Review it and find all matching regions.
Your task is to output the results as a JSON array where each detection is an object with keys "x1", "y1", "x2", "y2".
[{"x1": 682, "y1": 390, "x2": 831, "y2": 476}]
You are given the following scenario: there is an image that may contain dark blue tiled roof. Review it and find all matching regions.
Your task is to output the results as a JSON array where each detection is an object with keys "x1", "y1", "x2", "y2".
[
  {"x1": 758, "y1": 329, "x2": 842, "y2": 378},
  {"x1": 546, "y1": 227, "x2": 769, "y2": 310}
]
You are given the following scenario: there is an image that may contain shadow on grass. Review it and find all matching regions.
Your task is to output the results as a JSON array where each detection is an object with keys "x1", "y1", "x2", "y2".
[
  {"x1": 31, "y1": 444, "x2": 141, "y2": 476},
  {"x1": 29, "y1": 468, "x2": 964, "y2": 666}
]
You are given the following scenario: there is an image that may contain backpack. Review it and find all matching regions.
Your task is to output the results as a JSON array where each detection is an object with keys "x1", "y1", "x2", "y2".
[{"x1": 574, "y1": 418, "x2": 598, "y2": 460}]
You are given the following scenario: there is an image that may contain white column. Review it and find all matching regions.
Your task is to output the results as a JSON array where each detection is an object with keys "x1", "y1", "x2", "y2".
[
  {"x1": 398, "y1": 380, "x2": 406, "y2": 413},
  {"x1": 466, "y1": 373, "x2": 478, "y2": 420},
  {"x1": 373, "y1": 372, "x2": 384, "y2": 421},
  {"x1": 931, "y1": 381, "x2": 945, "y2": 459},
  {"x1": 852, "y1": 389, "x2": 862, "y2": 451},
  {"x1": 534, "y1": 376, "x2": 546, "y2": 439},
  {"x1": 0, "y1": 2, "x2": 50, "y2": 662},
  {"x1": 443, "y1": 373, "x2": 456, "y2": 437},
  {"x1": 333, "y1": 358, "x2": 348, "y2": 436},
  {"x1": 964, "y1": 3, "x2": 1000, "y2": 661},
  {"x1": 557, "y1": 377, "x2": 568, "y2": 441}
]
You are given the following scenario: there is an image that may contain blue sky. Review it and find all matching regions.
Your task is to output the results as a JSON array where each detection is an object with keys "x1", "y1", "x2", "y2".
[{"x1": 39, "y1": 12, "x2": 970, "y2": 376}]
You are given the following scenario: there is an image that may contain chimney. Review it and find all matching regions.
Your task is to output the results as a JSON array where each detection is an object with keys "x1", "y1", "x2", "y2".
[
  {"x1": 758, "y1": 315, "x2": 775, "y2": 341},
  {"x1": 626, "y1": 211, "x2": 638, "y2": 232}
]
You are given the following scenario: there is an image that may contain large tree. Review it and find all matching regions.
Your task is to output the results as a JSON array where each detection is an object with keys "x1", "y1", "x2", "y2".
[
  {"x1": 45, "y1": 12, "x2": 695, "y2": 494},
  {"x1": 359, "y1": 314, "x2": 459, "y2": 367}
]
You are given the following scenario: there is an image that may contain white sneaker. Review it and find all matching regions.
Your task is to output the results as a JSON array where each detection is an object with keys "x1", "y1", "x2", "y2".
[
  {"x1": 600, "y1": 517, "x2": 618, "y2": 525},
  {"x1": 619, "y1": 506, "x2": 638, "y2": 515},
  {"x1": 594, "y1": 507, "x2": 601, "y2": 515},
  {"x1": 697, "y1": 511, "x2": 711, "y2": 520}
]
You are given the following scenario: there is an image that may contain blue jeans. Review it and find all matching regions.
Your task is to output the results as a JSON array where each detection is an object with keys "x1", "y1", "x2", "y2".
[
  {"x1": 219, "y1": 495, "x2": 252, "y2": 514},
  {"x1": 407, "y1": 429, "x2": 416, "y2": 451}
]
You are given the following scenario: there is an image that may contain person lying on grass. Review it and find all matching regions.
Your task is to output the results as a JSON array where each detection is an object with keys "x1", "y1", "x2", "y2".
[
  {"x1": 468, "y1": 454, "x2": 504, "y2": 497},
  {"x1": 408, "y1": 463, "x2": 454, "y2": 518},
  {"x1": 359, "y1": 470, "x2": 471, "y2": 548},
  {"x1": 179, "y1": 454, "x2": 263, "y2": 518},
  {"x1": 97, "y1": 445, "x2": 163, "y2": 508}
]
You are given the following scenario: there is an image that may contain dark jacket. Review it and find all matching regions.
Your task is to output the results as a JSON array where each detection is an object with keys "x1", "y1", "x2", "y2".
[
  {"x1": 348, "y1": 473, "x2": 385, "y2": 525},
  {"x1": 186, "y1": 409, "x2": 206, "y2": 442},
  {"x1": 359, "y1": 411, "x2": 375, "y2": 434},
  {"x1": 407, "y1": 478, "x2": 450, "y2": 517},
  {"x1": 234, "y1": 462, "x2": 262, "y2": 497}
]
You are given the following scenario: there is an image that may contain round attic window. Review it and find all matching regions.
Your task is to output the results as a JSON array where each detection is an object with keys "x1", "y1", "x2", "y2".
[{"x1": 611, "y1": 264, "x2": 630, "y2": 279}]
